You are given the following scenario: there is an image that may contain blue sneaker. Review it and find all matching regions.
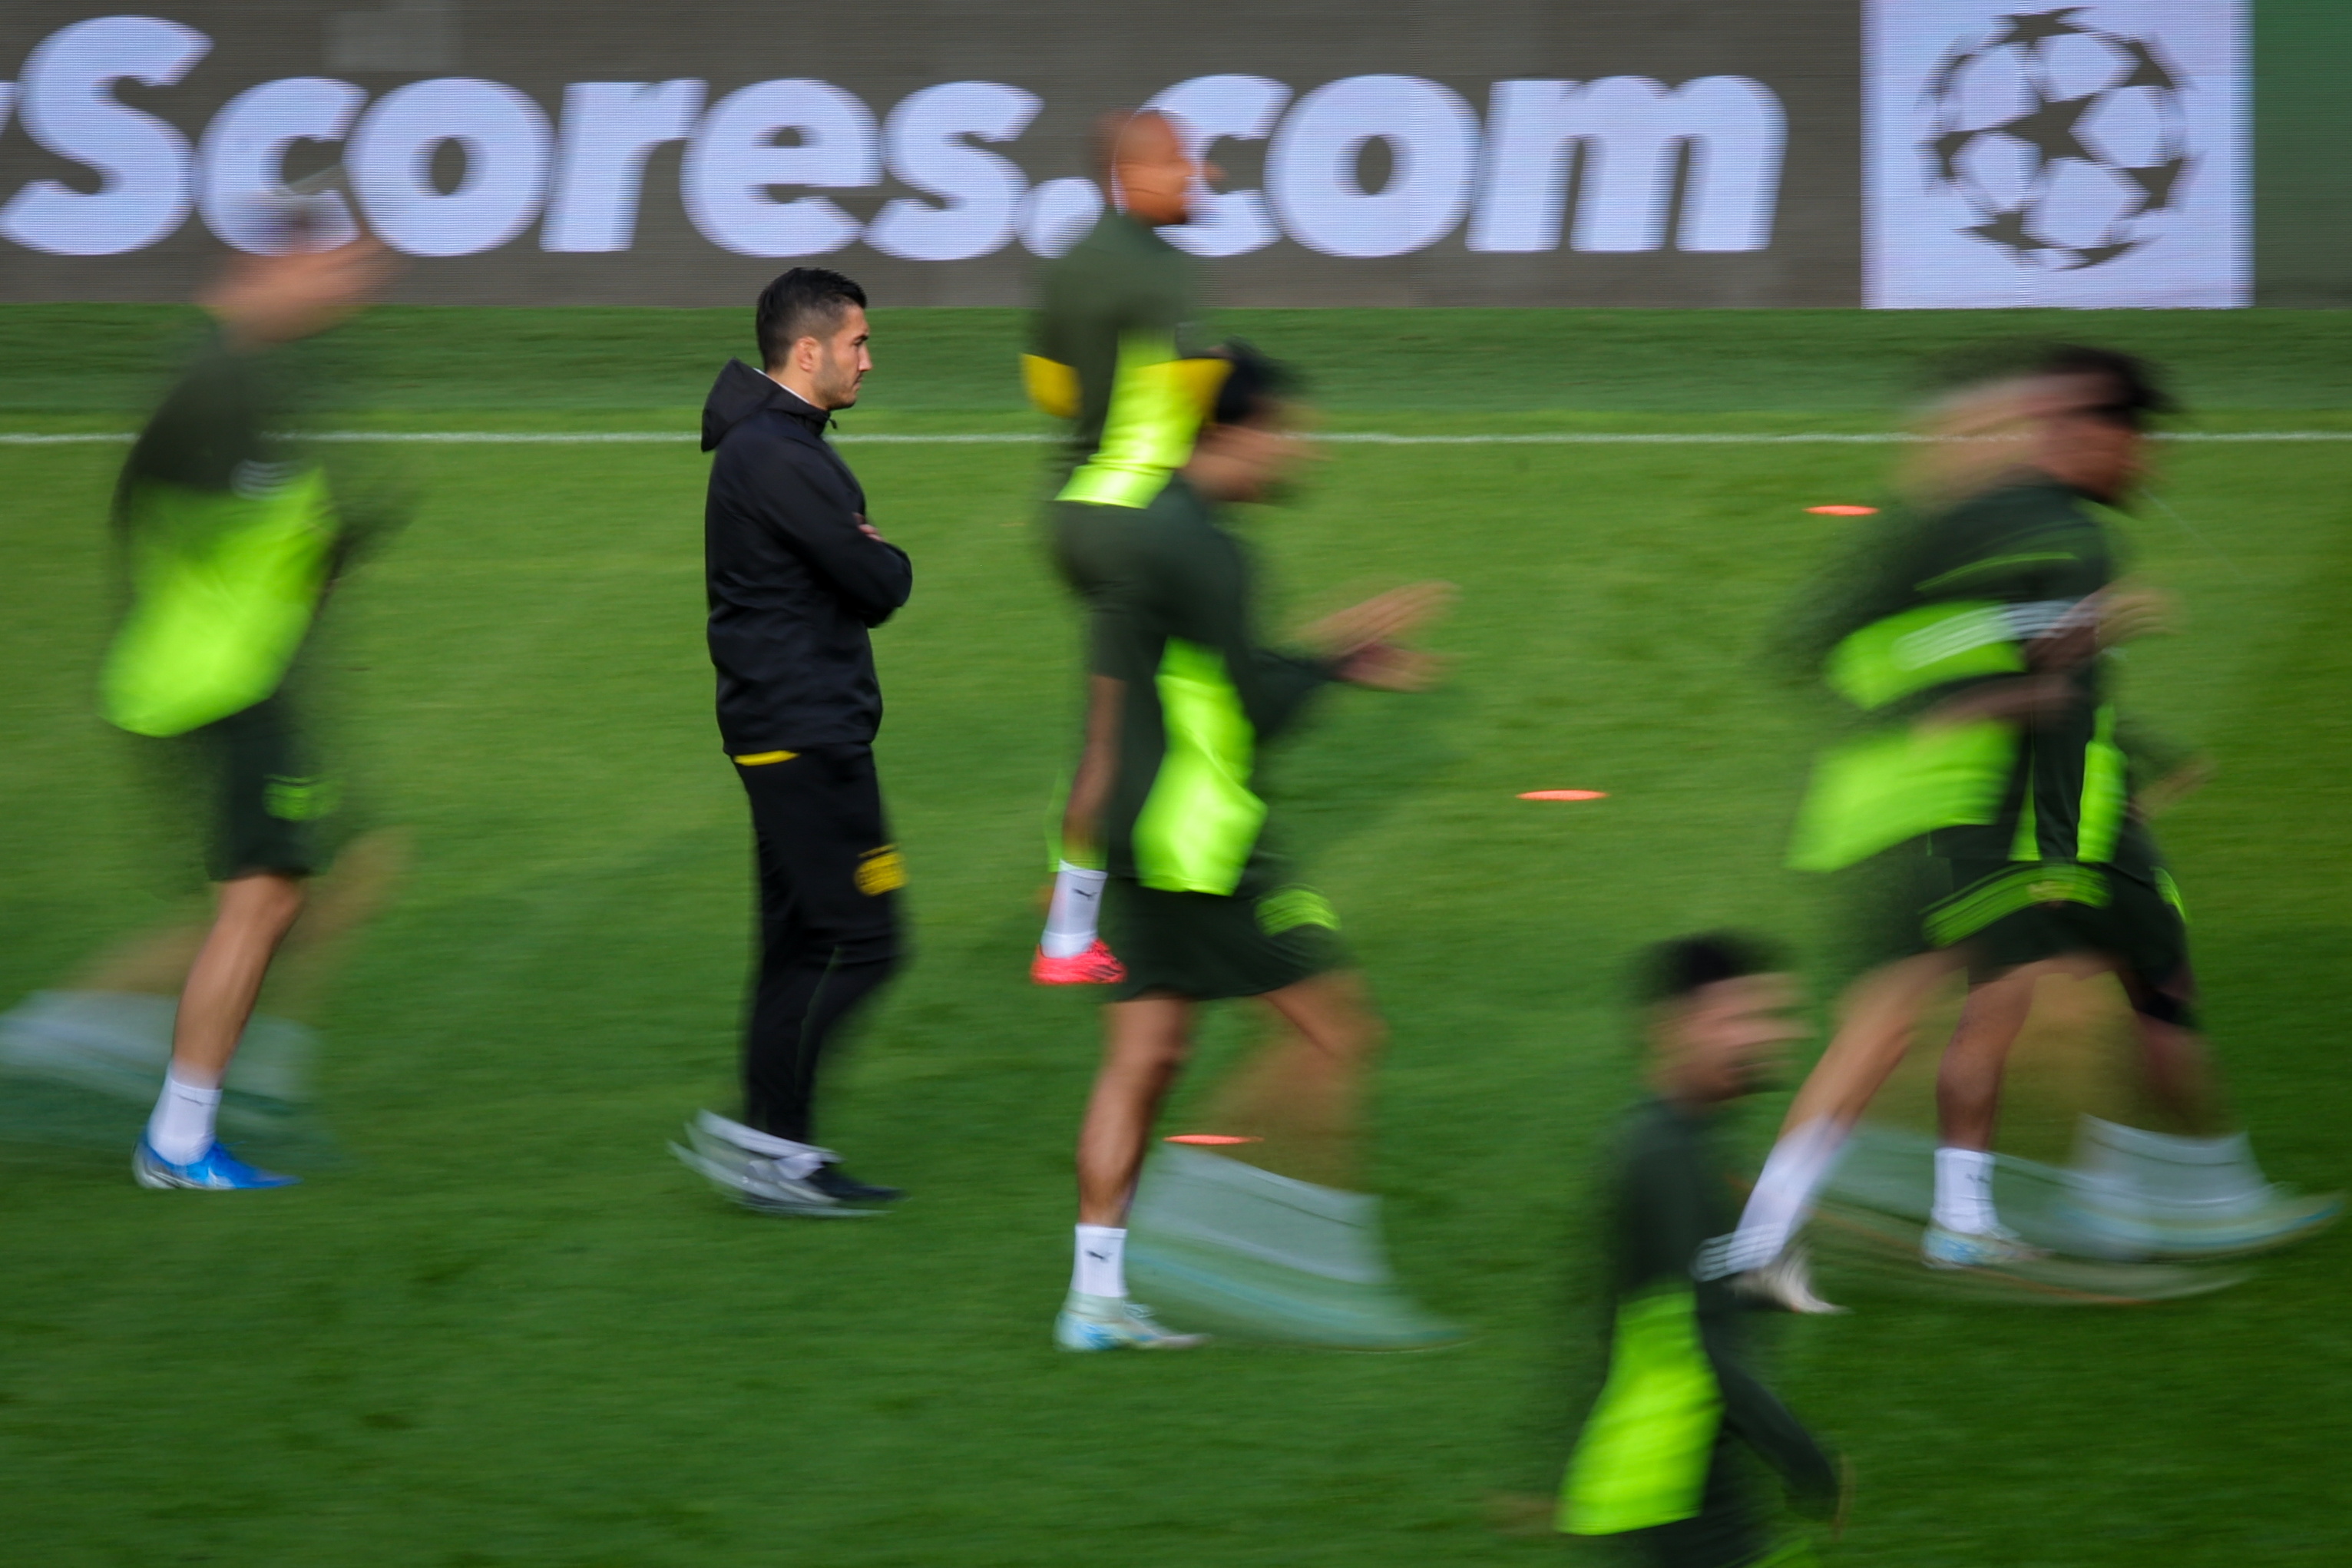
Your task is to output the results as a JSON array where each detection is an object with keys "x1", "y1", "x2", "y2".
[
  {"x1": 134, "y1": 1140, "x2": 299, "y2": 1190},
  {"x1": 1922, "y1": 1222, "x2": 2046, "y2": 1269},
  {"x1": 1054, "y1": 1292, "x2": 1209, "y2": 1351}
]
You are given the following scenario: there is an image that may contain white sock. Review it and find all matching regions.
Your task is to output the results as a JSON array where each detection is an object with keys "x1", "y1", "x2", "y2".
[
  {"x1": 1932, "y1": 1146, "x2": 1998, "y2": 1235},
  {"x1": 1709, "y1": 1118, "x2": 1850, "y2": 1275},
  {"x1": 1072, "y1": 1224, "x2": 1126, "y2": 1300},
  {"x1": 147, "y1": 1067, "x2": 222, "y2": 1165},
  {"x1": 1040, "y1": 862, "x2": 1107, "y2": 959}
]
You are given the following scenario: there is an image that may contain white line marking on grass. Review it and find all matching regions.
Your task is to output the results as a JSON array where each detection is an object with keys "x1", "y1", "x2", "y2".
[{"x1": 5, "y1": 430, "x2": 2350, "y2": 447}]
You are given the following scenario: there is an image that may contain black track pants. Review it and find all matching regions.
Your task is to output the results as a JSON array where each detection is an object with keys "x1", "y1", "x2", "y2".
[{"x1": 735, "y1": 745, "x2": 905, "y2": 1143}]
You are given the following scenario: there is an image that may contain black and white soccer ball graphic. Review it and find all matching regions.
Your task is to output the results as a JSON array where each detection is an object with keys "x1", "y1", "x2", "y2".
[{"x1": 1919, "y1": 7, "x2": 2193, "y2": 271}]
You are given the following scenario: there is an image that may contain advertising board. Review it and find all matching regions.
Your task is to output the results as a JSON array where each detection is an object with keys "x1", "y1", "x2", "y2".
[{"x1": 0, "y1": 2, "x2": 2275, "y2": 306}]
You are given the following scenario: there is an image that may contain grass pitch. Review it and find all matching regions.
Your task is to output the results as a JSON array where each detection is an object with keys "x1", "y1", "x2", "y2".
[{"x1": 2, "y1": 307, "x2": 2347, "y2": 1566}]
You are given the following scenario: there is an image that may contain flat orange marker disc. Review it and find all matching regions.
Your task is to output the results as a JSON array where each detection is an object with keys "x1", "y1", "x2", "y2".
[
  {"x1": 1806, "y1": 504, "x2": 1879, "y2": 516},
  {"x1": 1520, "y1": 789, "x2": 1608, "y2": 802},
  {"x1": 1164, "y1": 1133, "x2": 1262, "y2": 1146}
]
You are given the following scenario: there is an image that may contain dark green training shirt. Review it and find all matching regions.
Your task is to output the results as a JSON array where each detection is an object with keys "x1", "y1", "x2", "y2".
[
  {"x1": 117, "y1": 336, "x2": 295, "y2": 499},
  {"x1": 1028, "y1": 210, "x2": 1202, "y2": 504},
  {"x1": 1886, "y1": 478, "x2": 2157, "y2": 873},
  {"x1": 103, "y1": 337, "x2": 344, "y2": 739},
  {"x1": 1090, "y1": 474, "x2": 1329, "y2": 893},
  {"x1": 1788, "y1": 473, "x2": 2165, "y2": 883},
  {"x1": 1562, "y1": 1097, "x2": 1838, "y2": 1540}
]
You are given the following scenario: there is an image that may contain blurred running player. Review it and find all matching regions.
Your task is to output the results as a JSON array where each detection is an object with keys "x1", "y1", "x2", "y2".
[
  {"x1": 111, "y1": 218, "x2": 392, "y2": 1189},
  {"x1": 1024, "y1": 108, "x2": 1211, "y2": 985},
  {"x1": 1699, "y1": 372, "x2": 2065, "y2": 1305},
  {"x1": 1715, "y1": 346, "x2": 2336, "y2": 1285},
  {"x1": 1052, "y1": 346, "x2": 1450, "y2": 1349},
  {"x1": 1560, "y1": 935, "x2": 1843, "y2": 1568}
]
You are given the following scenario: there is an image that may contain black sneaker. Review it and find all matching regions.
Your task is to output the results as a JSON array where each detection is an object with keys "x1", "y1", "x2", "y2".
[{"x1": 807, "y1": 1164, "x2": 905, "y2": 1206}]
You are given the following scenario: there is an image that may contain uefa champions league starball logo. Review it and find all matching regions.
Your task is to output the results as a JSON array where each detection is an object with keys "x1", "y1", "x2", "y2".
[{"x1": 1918, "y1": 7, "x2": 2194, "y2": 271}]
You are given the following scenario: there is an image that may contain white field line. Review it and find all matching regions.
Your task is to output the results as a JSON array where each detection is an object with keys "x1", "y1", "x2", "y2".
[{"x1": 4, "y1": 429, "x2": 2350, "y2": 447}]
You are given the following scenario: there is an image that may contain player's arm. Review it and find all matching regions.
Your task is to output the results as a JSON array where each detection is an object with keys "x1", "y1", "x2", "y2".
[
  {"x1": 1914, "y1": 585, "x2": 2135, "y2": 732},
  {"x1": 1022, "y1": 352, "x2": 1080, "y2": 419},
  {"x1": 2117, "y1": 711, "x2": 2210, "y2": 819},
  {"x1": 1705, "y1": 1344, "x2": 1841, "y2": 1520},
  {"x1": 1021, "y1": 263, "x2": 1081, "y2": 418},
  {"x1": 1218, "y1": 580, "x2": 1458, "y2": 738},
  {"x1": 1299, "y1": 583, "x2": 1454, "y2": 694},
  {"x1": 744, "y1": 450, "x2": 912, "y2": 625},
  {"x1": 1914, "y1": 671, "x2": 2072, "y2": 730}
]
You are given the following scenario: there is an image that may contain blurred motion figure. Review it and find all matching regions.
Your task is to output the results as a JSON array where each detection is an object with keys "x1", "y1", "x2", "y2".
[
  {"x1": 1560, "y1": 935, "x2": 1842, "y2": 1568},
  {"x1": 1052, "y1": 346, "x2": 1453, "y2": 1350},
  {"x1": 1024, "y1": 107, "x2": 1211, "y2": 986},
  {"x1": 106, "y1": 221, "x2": 392, "y2": 1189},
  {"x1": 1717, "y1": 345, "x2": 2337, "y2": 1287}
]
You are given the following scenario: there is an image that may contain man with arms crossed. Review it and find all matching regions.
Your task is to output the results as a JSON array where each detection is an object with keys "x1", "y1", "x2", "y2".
[
  {"x1": 1054, "y1": 347, "x2": 1449, "y2": 1349},
  {"x1": 673, "y1": 268, "x2": 914, "y2": 1216}
]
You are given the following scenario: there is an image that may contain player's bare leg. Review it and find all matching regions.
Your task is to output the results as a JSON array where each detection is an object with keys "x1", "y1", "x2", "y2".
[
  {"x1": 68, "y1": 828, "x2": 406, "y2": 1003},
  {"x1": 1781, "y1": 951, "x2": 1961, "y2": 1136},
  {"x1": 1128, "y1": 968, "x2": 1457, "y2": 1348},
  {"x1": 1709, "y1": 951, "x2": 1960, "y2": 1308},
  {"x1": 2, "y1": 831, "x2": 403, "y2": 1177},
  {"x1": 1032, "y1": 670, "x2": 1126, "y2": 985},
  {"x1": 1076, "y1": 994, "x2": 1192, "y2": 1224},
  {"x1": 1922, "y1": 959, "x2": 2066, "y2": 1264},
  {"x1": 1935, "y1": 959, "x2": 2056, "y2": 1153},
  {"x1": 2123, "y1": 1009, "x2": 2221, "y2": 1136},
  {"x1": 1060, "y1": 993, "x2": 1207, "y2": 1348},
  {"x1": 172, "y1": 875, "x2": 307, "y2": 1084},
  {"x1": 136, "y1": 873, "x2": 308, "y2": 1189},
  {"x1": 1202, "y1": 970, "x2": 1382, "y2": 1189}
]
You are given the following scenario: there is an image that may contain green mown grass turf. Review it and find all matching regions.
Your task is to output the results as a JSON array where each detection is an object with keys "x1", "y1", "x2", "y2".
[{"x1": 1, "y1": 308, "x2": 2346, "y2": 1566}]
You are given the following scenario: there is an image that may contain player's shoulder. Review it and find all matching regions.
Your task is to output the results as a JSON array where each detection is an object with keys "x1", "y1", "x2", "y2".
[
  {"x1": 714, "y1": 409, "x2": 842, "y2": 493},
  {"x1": 1039, "y1": 213, "x2": 1124, "y2": 284},
  {"x1": 1924, "y1": 479, "x2": 2099, "y2": 571},
  {"x1": 1612, "y1": 1097, "x2": 1699, "y2": 1173},
  {"x1": 1943, "y1": 477, "x2": 2095, "y2": 538}
]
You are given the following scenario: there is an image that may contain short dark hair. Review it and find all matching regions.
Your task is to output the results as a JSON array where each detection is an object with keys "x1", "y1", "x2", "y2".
[
  {"x1": 756, "y1": 268, "x2": 867, "y2": 370},
  {"x1": 1203, "y1": 339, "x2": 1300, "y2": 431},
  {"x1": 2033, "y1": 342, "x2": 2176, "y2": 428},
  {"x1": 1634, "y1": 932, "x2": 1783, "y2": 1007},
  {"x1": 1920, "y1": 339, "x2": 2178, "y2": 428}
]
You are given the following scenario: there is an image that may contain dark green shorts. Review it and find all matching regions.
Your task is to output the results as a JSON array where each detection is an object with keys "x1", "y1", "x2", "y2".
[
  {"x1": 1926, "y1": 858, "x2": 2190, "y2": 997},
  {"x1": 171, "y1": 697, "x2": 333, "y2": 881},
  {"x1": 1102, "y1": 874, "x2": 1348, "y2": 1003},
  {"x1": 1829, "y1": 841, "x2": 1942, "y2": 978},
  {"x1": 1047, "y1": 498, "x2": 1126, "y2": 603}
]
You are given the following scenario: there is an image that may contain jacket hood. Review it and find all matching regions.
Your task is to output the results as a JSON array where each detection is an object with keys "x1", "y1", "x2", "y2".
[{"x1": 701, "y1": 359, "x2": 823, "y2": 452}]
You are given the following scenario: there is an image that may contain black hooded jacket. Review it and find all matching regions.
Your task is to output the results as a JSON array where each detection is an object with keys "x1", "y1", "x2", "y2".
[{"x1": 700, "y1": 359, "x2": 912, "y2": 753}]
